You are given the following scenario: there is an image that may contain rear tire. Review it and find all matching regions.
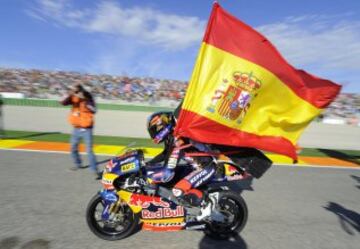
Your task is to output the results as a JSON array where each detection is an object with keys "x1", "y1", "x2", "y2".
[
  {"x1": 86, "y1": 193, "x2": 139, "y2": 240},
  {"x1": 204, "y1": 191, "x2": 248, "y2": 240}
]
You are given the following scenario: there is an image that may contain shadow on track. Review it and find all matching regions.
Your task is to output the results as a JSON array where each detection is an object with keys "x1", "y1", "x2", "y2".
[
  {"x1": 323, "y1": 202, "x2": 360, "y2": 235},
  {"x1": 318, "y1": 149, "x2": 360, "y2": 166},
  {"x1": 199, "y1": 234, "x2": 247, "y2": 249},
  {"x1": 350, "y1": 175, "x2": 360, "y2": 189},
  {"x1": 0, "y1": 237, "x2": 51, "y2": 249},
  {"x1": 0, "y1": 237, "x2": 19, "y2": 249}
]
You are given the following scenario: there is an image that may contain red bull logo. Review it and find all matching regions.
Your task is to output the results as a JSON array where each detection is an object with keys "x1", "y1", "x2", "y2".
[
  {"x1": 226, "y1": 165, "x2": 238, "y2": 175},
  {"x1": 142, "y1": 206, "x2": 185, "y2": 219},
  {"x1": 128, "y1": 194, "x2": 170, "y2": 208}
]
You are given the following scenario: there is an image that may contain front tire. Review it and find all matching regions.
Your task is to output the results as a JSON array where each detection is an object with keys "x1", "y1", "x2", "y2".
[
  {"x1": 204, "y1": 191, "x2": 248, "y2": 240},
  {"x1": 86, "y1": 194, "x2": 139, "y2": 240}
]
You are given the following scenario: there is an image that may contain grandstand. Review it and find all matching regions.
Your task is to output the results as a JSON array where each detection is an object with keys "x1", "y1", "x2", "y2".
[
  {"x1": 0, "y1": 67, "x2": 359, "y2": 125},
  {"x1": 0, "y1": 68, "x2": 185, "y2": 107}
]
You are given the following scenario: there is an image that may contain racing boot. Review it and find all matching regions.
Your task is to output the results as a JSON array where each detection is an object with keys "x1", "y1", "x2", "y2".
[{"x1": 196, "y1": 193, "x2": 225, "y2": 222}]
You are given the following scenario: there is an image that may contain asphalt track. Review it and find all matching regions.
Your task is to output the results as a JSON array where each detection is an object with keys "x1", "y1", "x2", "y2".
[{"x1": 0, "y1": 150, "x2": 359, "y2": 249}]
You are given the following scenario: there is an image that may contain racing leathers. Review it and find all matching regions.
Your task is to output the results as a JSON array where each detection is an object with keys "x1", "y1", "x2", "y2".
[{"x1": 146, "y1": 135, "x2": 216, "y2": 207}]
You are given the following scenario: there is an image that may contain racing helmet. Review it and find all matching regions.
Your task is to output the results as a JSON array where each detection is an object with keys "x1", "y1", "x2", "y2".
[{"x1": 147, "y1": 112, "x2": 174, "y2": 144}]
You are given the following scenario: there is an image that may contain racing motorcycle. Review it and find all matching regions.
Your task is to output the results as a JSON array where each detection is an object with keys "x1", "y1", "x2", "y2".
[{"x1": 86, "y1": 146, "x2": 272, "y2": 240}]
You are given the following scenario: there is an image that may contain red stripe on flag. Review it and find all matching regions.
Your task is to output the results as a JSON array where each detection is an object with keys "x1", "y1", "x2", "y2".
[
  {"x1": 203, "y1": 3, "x2": 341, "y2": 109},
  {"x1": 176, "y1": 109, "x2": 297, "y2": 160}
]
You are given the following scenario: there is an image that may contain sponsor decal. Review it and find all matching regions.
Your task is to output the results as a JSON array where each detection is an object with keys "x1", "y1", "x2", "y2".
[
  {"x1": 144, "y1": 222, "x2": 184, "y2": 227},
  {"x1": 120, "y1": 156, "x2": 136, "y2": 165},
  {"x1": 100, "y1": 190, "x2": 118, "y2": 203},
  {"x1": 101, "y1": 178, "x2": 113, "y2": 185},
  {"x1": 128, "y1": 194, "x2": 170, "y2": 208},
  {"x1": 142, "y1": 206, "x2": 185, "y2": 219},
  {"x1": 105, "y1": 159, "x2": 120, "y2": 171},
  {"x1": 192, "y1": 168, "x2": 216, "y2": 188},
  {"x1": 101, "y1": 179, "x2": 115, "y2": 190},
  {"x1": 142, "y1": 222, "x2": 185, "y2": 231},
  {"x1": 225, "y1": 165, "x2": 239, "y2": 175},
  {"x1": 189, "y1": 170, "x2": 209, "y2": 185},
  {"x1": 121, "y1": 162, "x2": 136, "y2": 172},
  {"x1": 101, "y1": 173, "x2": 118, "y2": 189},
  {"x1": 103, "y1": 192, "x2": 118, "y2": 203}
]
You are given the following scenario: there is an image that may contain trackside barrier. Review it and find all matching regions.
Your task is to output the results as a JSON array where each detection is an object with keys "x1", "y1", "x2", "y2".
[{"x1": 2, "y1": 98, "x2": 173, "y2": 112}]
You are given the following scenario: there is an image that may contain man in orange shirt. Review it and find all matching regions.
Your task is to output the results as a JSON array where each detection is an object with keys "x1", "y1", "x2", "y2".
[{"x1": 61, "y1": 83, "x2": 100, "y2": 179}]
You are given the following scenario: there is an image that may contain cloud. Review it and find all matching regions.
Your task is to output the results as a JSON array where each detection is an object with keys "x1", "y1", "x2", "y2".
[
  {"x1": 27, "y1": 0, "x2": 205, "y2": 50},
  {"x1": 256, "y1": 14, "x2": 360, "y2": 71},
  {"x1": 84, "y1": 36, "x2": 198, "y2": 81},
  {"x1": 26, "y1": 1, "x2": 360, "y2": 91}
]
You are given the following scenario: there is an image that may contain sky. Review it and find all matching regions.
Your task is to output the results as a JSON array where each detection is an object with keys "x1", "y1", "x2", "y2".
[{"x1": 0, "y1": 0, "x2": 359, "y2": 93}]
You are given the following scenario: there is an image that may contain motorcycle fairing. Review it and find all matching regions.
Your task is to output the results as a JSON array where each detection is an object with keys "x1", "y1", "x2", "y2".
[
  {"x1": 101, "y1": 173, "x2": 118, "y2": 190},
  {"x1": 105, "y1": 150, "x2": 142, "y2": 176},
  {"x1": 118, "y1": 190, "x2": 186, "y2": 231},
  {"x1": 142, "y1": 221, "x2": 185, "y2": 231},
  {"x1": 146, "y1": 165, "x2": 175, "y2": 183},
  {"x1": 223, "y1": 163, "x2": 248, "y2": 181},
  {"x1": 209, "y1": 157, "x2": 247, "y2": 182}
]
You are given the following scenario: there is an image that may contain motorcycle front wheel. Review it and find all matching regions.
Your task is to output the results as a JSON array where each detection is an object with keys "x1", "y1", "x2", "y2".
[
  {"x1": 204, "y1": 191, "x2": 248, "y2": 240},
  {"x1": 86, "y1": 193, "x2": 139, "y2": 240}
]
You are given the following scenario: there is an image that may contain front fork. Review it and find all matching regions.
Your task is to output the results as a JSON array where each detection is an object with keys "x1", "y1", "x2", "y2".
[{"x1": 99, "y1": 189, "x2": 121, "y2": 220}]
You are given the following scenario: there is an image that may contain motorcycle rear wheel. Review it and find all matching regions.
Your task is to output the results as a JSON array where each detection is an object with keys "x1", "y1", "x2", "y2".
[
  {"x1": 86, "y1": 193, "x2": 139, "y2": 240},
  {"x1": 204, "y1": 191, "x2": 248, "y2": 240}
]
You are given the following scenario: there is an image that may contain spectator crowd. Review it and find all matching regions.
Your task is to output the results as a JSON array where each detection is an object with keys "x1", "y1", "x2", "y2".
[
  {"x1": 0, "y1": 68, "x2": 185, "y2": 106},
  {"x1": 321, "y1": 93, "x2": 360, "y2": 126},
  {"x1": 0, "y1": 68, "x2": 359, "y2": 125}
]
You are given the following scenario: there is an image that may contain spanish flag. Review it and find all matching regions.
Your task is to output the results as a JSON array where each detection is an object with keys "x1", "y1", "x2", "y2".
[{"x1": 175, "y1": 3, "x2": 341, "y2": 160}]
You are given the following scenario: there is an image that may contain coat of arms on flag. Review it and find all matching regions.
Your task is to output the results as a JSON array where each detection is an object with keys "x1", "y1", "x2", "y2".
[{"x1": 207, "y1": 71, "x2": 261, "y2": 124}]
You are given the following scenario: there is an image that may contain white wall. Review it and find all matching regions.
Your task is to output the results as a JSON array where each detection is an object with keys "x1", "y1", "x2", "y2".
[
  {"x1": 3, "y1": 106, "x2": 150, "y2": 138},
  {"x1": 3, "y1": 105, "x2": 360, "y2": 150}
]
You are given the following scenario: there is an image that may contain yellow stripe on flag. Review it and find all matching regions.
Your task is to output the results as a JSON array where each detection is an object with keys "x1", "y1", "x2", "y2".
[{"x1": 182, "y1": 43, "x2": 321, "y2": 144}]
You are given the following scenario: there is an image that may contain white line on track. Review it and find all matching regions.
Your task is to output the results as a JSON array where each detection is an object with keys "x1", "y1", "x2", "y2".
[
  {"x1": 275, "y1": 163, "x2": 360, "y2": 170},
  {"x1": 0, "y1": 148, "x2": 359, "y2": 170}
]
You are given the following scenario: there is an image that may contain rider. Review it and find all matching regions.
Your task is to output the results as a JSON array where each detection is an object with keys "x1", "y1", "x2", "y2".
[{"x1": 145, "y1": 111, "x2": 216, "y2": 215}]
